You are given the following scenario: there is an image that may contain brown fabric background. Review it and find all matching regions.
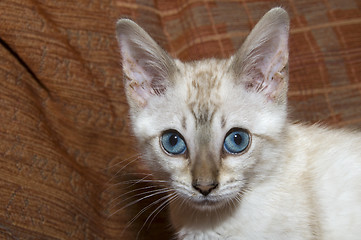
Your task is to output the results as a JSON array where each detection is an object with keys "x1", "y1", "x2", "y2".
[{"x1": 0, "y1": 0, "x2": 360, "y2": 239}]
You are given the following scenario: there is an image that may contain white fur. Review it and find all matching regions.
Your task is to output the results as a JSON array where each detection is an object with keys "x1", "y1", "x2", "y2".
[
  {"x1": 116, "y1": 7, "x2": 361, "y2": 240},
  {"x1": 170, "y1": 124, "x2": 361, "y2": 239}
]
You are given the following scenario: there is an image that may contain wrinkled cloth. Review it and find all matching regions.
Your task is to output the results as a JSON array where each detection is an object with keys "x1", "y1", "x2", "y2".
[{"x1": 0, "y1": 0, "x2": 360, "y2": 239}]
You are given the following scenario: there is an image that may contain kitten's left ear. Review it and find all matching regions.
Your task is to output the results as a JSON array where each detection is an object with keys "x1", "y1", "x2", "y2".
[
  {"x1": 116, "y1": 19, "x2": 176, "y2": 110},
  {"x1": 231, "y1": 7, "x2": 290, "y2": 104}
]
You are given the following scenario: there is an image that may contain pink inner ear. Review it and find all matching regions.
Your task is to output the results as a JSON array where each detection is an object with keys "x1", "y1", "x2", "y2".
[
  {"x1": 263, "y1": 47, "x2": 288, "y2": 99},
  {"x1": 266, "y1": 48, "x2": 288, "y2": 82},
  {"x1": 122, "y1": 50, "x2": 154, "y2": 107},
  {"x1": 243, "y1": 36, "x2": 288, "y2": 102}
]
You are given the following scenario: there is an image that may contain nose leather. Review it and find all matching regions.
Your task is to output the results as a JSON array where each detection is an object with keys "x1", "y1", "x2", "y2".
[{"x1": 192, "y1": 181, "x2": 218, "y2": 196}]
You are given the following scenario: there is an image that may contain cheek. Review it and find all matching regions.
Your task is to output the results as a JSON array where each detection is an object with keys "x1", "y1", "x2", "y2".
[
  {"x1": 161, "y1": 157, "x2": 193, "y2": 189},
  {"x1": 147, "y1": 138, "x2": 191, "y2": 178},
  {"x1": 219, "y1": 142, "x2": 260, "y2": 184},
  {"x1": 221, "y1": 156, "x2": 252, "y2": 180}
]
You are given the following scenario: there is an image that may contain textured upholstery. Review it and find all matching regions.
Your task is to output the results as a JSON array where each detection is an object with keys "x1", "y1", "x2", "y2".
[{"x1": 0, "y1": 0, "x2": 360, "y2": 239}]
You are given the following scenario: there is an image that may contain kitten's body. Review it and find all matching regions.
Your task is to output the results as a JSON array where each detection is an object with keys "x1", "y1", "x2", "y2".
[{"x1": 116, "y1": 8, "x2": 361, "y2": 239}]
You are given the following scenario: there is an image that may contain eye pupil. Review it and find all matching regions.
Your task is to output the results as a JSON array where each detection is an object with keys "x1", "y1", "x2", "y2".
[
  {"x1": 234, "y1": 134, "x2": 242, "y2": 145},
  {"x1": 169, "y1": 135, "x2": 178, "y2": 146}
]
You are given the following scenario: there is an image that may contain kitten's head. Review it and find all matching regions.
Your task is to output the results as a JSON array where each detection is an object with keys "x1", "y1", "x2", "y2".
[{"x1": 116, "y1": 8, "x2": 289, "y2": 211}]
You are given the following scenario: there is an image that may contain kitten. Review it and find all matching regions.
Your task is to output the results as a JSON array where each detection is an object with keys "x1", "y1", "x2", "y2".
[{"x1": 116, "y1": 7, "x2": 361, "y2": 240}]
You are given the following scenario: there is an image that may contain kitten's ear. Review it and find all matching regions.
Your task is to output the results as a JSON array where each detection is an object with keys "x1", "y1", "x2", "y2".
[
  {"x1": 116, "y1": 19, "x2": 176, "y2": 109},
  {"x1": 231, "y1": 7, "x2": 290, "y2": 104}
]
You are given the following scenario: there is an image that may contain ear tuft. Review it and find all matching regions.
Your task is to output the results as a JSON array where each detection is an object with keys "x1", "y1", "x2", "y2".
[
  {"x1": 231, "y1": 7, "x2": 290, "y2": 104},
  {"x1": 116, "y1": 19, "x2": 176, "y2": 109}
]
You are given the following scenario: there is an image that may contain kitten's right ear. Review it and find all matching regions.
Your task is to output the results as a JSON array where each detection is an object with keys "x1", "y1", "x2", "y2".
[{"x1": 116, "y1": 19, "x2": 176, "y2": 110}]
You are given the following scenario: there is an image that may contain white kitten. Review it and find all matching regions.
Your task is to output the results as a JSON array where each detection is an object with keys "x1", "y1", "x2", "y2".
[{"x1": 116, "y1": 7, "x2": 361, "y2": 240}]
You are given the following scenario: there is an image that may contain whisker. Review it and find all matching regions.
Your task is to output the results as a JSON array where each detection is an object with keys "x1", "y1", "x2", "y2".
[
  {"x1": 112, "y1": 155, "x2": 142, "y2": 177},
  {"x1": 108, "y1": 188, "x2": 174, "y2": 218},
  {"x1": 123, "y1": 174, "x2": 155, "y2": 189},
  {"x1": 109, "y1": 187, "x2": 170, "y2": 212},
  {"x1": 104, "y1": 154, "x2": 142, "y2": 171},
  {"x1": 103, "y1": 173, "x2": 154, "y2": 194},
  {"x1": 231, "y1": 196, "x2": 238, "y2": 208},
  {"x1": 215, "y1": 202, "x2": 221, "y2": 224},
  {"x1": 131, "y1": 193, "x2": 171, "y2": 226},
  {"x1": 105, "y1": 155, "x2": 143, "y2": 186},
  {"x1": 136, "y1": 192, "x2": 177, "y2": 238},
  {"x1": 107, "y1": 184, "x2": 159, "y2": 207},
  {"x1": 120, "y1": 172, "x2": 154, "y2": 176},
  {"x1": 119, "y1": 192, "x2": 175, "y2": 239},
  {"x1": 111, "y1": 179, "x2": 168, "y2": 185},
  {"x1": 147, "y1": 193, "x2": 179, "y2": 229}
]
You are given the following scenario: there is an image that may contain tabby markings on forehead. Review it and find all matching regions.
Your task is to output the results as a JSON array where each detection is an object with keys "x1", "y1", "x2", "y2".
[
  {"x1": 186, "y1": 68, "x2": 223, "y2": 127},
  {"x1": 221, "y1": 115, "x2": 226, "y2": 129},
  {"x1": 182, "y1": 116, "x2": 187, "y2": 130},
  {"x1": 189, "y1": 104, "x2": 216, "y2": 127}
]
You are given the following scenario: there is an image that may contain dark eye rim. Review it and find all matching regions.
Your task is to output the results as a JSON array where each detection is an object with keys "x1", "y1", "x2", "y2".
[
  {"x1": 160, "y1": 129, "x2": 188, "y2": 156},
  {"x1": 223, "y1": 127, "x2": 252, "y2": 155}
]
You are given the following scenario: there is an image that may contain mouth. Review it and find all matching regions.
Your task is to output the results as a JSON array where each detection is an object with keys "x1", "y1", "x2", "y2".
[{"x1": 190, "y1": 196, "x2": 227, "y2": 210}]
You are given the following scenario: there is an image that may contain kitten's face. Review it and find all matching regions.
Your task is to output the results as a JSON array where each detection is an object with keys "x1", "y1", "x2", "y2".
[
  {"x1": 117, "y1": 8, "x2": 289, "y2": 211},
  {"x1": 131, "y1": 59, "x2": 287, "y2": 210}
]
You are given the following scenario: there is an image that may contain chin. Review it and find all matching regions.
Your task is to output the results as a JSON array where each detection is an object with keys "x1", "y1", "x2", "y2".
[{"x1": 188, "y1": 195, "x2": 231, "y2": 211}]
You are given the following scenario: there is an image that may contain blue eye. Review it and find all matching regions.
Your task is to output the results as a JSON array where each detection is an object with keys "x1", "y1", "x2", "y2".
[
  {"x1": 161, "y1": 130, "x2": 187, "y2": 155},
  {"x1": 224, "y1": 128, "x2": 250, "y2": 154}
]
